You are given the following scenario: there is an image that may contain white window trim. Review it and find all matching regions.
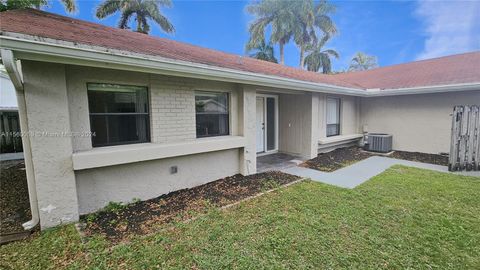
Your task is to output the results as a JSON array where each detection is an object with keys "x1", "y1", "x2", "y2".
[{"x1": 325, "y1": 96, "x2": 341, "y2": 137}]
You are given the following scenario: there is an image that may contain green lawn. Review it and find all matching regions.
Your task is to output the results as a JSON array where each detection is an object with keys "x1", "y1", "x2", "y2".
[{"x1": 1, "y1": 166, "x2": 479, "y2": 269}]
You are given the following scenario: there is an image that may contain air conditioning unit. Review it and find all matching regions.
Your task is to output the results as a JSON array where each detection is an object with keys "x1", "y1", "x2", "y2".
[{"x1": 366, "y1": 133, "x2": 393, "y2": 153}]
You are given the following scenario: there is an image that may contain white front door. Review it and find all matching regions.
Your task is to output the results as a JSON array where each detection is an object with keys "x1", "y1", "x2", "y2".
[{"x1": 256, "y1": 97, "x2": 265, "y2": 153}]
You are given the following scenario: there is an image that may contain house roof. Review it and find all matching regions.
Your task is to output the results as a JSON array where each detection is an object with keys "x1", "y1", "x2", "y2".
[
  {"x1": 335, "y1": 52, "x2": 480, "y2": 90},
  {"x1": 1, "y1": 8, "x2": 479, "y2": 91}
]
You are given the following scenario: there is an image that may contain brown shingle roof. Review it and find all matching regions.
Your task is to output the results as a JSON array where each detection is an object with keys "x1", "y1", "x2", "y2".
[
  {"x1": 1, "y1": 9, "x2": 479, "y2": 91},
  {"x1": 336, "y1": 52, "x2": 480, "y2": 90},
  {"x1": 0, "y1": 9, "x2": 357, "y2": 88}
]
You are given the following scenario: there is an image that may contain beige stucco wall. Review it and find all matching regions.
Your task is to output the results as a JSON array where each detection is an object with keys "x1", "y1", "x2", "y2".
[
  {"x1": 19, "y1": 63, "x2": 254, "y2": 228},
  {"x1": 278, "y1": 92, "x2": 318, "y2": 159},
  {"x1": 76, "y1": 149, "x2": 239, "y2": 214},
  {"x1": 65, "y1": 66, "x2": 248, "y2": 215},
  {"x1": 360, "y1": 90, "x2": 480, "y2": 154},
  {"x1": 22, "y1": 61, "x2": 79, "y2": 228}
]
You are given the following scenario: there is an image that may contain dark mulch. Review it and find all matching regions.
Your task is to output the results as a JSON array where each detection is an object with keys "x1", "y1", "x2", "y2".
[
  {"x1": 390, "y1": 151, "x2": 448, "y2": 166},
  {"x1": 83, "y1": 171, "x2": 300, "y2": 241},
  {"x1": 302, "y1": 146, "x2": 449, "y2": 172},
  {"x1": 302, "y1": 147, "x2": 373, "y2": 172},
  {"x1": 0, "y1": 160, "x2": 31, "y2": 235}
]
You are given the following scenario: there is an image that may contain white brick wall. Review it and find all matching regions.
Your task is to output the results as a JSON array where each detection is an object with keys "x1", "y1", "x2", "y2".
[{"x1": 150, "y1": 76, "x2": 197, "y2": 143}]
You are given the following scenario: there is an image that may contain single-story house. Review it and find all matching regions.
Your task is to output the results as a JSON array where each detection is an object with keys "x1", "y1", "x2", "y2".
[{"x1": 0, "y1": 9, "x2": 479, "y2": 230}]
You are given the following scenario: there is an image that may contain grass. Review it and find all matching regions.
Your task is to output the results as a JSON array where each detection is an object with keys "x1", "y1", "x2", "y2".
[{"x1": 1, "y1": 166, "x2": 479, "y2": 269}]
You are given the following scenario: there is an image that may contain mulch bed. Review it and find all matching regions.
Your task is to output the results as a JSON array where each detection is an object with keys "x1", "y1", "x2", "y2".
[
  {"x1": 302, "y1": 146, "x2": 449, "y2": 172},
  {"x1": 82, "y1": 171, "x2": 300, "y2": 241},
  {"x1": 0, "y1": 160, "x2": 31, "y2": 235},
  {"x1": 389, "y1": 151, "x2": 448, "y2": 166},
  {"x1": 302, "y1": 147, "x2": 373, "y2": 172}
]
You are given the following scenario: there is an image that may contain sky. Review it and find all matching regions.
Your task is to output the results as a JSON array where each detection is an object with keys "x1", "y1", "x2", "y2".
[{"x1": 43, "y1": 0, "x2": 480, "y2": 71}]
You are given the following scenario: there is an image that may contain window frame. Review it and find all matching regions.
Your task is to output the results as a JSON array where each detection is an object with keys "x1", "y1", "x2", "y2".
[
  {"x1": 195, "y1": 90, "x2": 230, "y2": 138},
  {"x1": 326, "y1": 97, "x2": 341, "y2": 137},
  {"x1": 87, "y1": 83, "x2": 151, "y2": 147}
]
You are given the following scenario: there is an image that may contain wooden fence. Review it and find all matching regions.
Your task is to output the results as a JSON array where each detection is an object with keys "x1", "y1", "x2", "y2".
[
  {"x1": 0, "y1": 111, "x2": 23, "y2": 154},
  {"x1": 449, "y1": 105, "x2": 480, "y2": 171}
]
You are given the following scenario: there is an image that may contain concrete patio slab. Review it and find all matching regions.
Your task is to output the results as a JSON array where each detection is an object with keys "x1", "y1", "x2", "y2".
[
  {"x1": 257, "y1": 153, "x2": 305, "y2": 173},
  {"x1": 282, "y1": 156, "x2": 480, "y2": 189}
]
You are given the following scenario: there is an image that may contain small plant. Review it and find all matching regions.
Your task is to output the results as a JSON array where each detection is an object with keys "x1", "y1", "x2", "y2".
[
  {"x1": 103, "y1": 201, "x2": 126, "y2": 214},
  {"x1": 85, "y1": 213, "x2": 98, "y2": 224},
  {"x1": 131, "y1": 198, "x2": 141, "y2": 204},
  {"x1": 261, "y1": 178, "x2": 280, "y2": 191}
]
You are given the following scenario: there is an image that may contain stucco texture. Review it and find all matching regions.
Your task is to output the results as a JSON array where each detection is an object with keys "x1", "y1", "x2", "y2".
[
  {"x1": 360, "y1": 90, "x2": 480, "y2": 154},
  {"x1": 75, "y1": 149, "x2": 240, "y2": 214},
  {"x1": 23, "y1": 61, "x2": 79, "y2": 228}
]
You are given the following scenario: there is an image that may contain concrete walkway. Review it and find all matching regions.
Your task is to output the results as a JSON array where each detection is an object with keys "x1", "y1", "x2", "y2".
[
  {"x1": 0, "y1": 152, "x2": 24, "y2": 161},
  {"x1": 282, "y1": 156, "x2": 480, "y2": 189}
]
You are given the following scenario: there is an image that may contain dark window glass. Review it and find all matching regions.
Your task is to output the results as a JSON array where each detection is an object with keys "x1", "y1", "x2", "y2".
[
  {"x1": 195, "y1": 91, "x2": 229, "y2": 137},
  {"x1": 87, "y1": 83, "x2": 150, "y2": 147},
  {"x1": 266, "y1": 97, "x2": 276, "y2": 151},
  {"x1": 326, "y1": 98, "x2": 341, "y2": 137}
]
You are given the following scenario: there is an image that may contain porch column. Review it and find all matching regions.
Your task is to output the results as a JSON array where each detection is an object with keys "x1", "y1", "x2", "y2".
[
  {"x1": 22, "y1": 61, "x2": 79, "y2": 229},
  {"x1": 238, "y1": 86, "x2": 256, "y2": 175}
]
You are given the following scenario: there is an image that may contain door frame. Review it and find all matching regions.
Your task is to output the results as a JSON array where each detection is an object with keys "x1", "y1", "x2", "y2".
[{"x1": 256, "y1": 94, "x2": 279, "y2": 155}]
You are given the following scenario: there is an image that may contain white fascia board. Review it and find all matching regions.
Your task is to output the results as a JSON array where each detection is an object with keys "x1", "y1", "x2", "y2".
[
  {"x1": 365, "y1": 83, "x2": 480, "y2": 97},
  {"x1": 0, "y1": 34, "x2": 365, "y2": 96}
]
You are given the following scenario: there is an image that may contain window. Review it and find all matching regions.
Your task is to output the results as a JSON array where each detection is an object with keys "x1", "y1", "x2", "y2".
[
  {"x1": 326, "y1": 97, "x2": 341, "y2": 137},
  {"x1": 195, "y1": 91, "x2": 229, "y2": 138},
  {"x1": 87, "y1": 83, "x2": 150, "y2": 147}
]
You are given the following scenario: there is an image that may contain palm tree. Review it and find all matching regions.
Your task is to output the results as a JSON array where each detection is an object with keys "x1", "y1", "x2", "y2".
[
  {"x1": 348, "y1": 52, "x2": 378, "y2": 71},
  {"x1": 294, "y1": 0, "x2": 337, "y2": 68},
  {"x1": 248, "y1": 38, "x2": 278, "y2": 63},
  {"x1": 0, "y1": 0, "x2": 76, "y2": 13},
  {"x1": 246, "y1": 0, "x2": 298, "y2": 65},
  {"x1": 304, "y1": 35, "x2": 339, "y2": 74},
  {"x1": 96, "y1": 0, "x2": 174, "y2": 34}
]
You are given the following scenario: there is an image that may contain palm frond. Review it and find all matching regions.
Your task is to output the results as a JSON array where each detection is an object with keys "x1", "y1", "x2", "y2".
[
  {"x1": 145, "y1": 1, "x2": 174, "y2": 33},
  {"x1": 59, "y1": 0, "x2": 76, "y2": 13},
  {"x1": 96, "y1": 0, "x2": 121, "y2": 18},
  {"x1": 118, "y1": 8, "x2": 134, "y2": 29}
]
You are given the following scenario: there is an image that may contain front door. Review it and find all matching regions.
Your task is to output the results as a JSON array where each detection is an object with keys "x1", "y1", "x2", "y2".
[
  {"x1": 256, "y1": 97, "x2": 265, "y2": 153},
  {"x1": 256, "y1": 95, "x2": 278, "y2": 154}
]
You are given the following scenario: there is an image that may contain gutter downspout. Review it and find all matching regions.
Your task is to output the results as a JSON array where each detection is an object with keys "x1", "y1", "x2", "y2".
[{"x1": 1, "y1": 49, "x2": 40, "y2": 230}]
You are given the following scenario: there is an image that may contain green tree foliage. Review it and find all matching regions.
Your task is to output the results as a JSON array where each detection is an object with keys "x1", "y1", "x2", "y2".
[
  {"x1": 246, "y1": 0, "x2": 337, "y2": 67},
  {"x1": 248, "y1": 38, "x2": 278, "y2": 63},
  {"x1": 348, "y1": 52, "x2": 379, "y2": 71},
  {"x1": 304, "y1": 35, "x2": 339, "y2": 74},
  {"x1": 0, "y1": 0, "x2": 76, "y2": 13},
  {"x1": 294, "y1": 0, "x2": 337, "y2": 68},
  {"x1": 96, "y1": 0, "x2": 174, "y2": 34}
]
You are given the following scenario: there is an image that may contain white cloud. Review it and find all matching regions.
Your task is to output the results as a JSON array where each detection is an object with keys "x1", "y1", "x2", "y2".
[{"x1": 415, "y1": 0, "x2": 480, "y2": 60}]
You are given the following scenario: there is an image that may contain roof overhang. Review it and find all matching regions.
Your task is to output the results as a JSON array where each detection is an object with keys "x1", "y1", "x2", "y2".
[
  {"x1": 0, "y1": 34, "x2": 365, "y2": 96},
  {"x1": 1, "y1": 33, "x2": 479, "y2": 97}
]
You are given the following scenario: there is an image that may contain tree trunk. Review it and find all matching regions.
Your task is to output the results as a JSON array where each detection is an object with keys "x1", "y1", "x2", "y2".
[
  {"x1": 299, "y1": 46, "x2": 305, "y2": 68},
  {"x1": 136, "y1": 17, "x2": 142, "y2": 33},
  {"x1": 279, "y1": 43, "x2": 285, "y2": 65}
]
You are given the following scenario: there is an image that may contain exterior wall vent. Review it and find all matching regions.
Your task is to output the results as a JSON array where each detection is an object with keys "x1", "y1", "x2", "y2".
[{"x1": 366, "y1": 133, "x2": 393, "y2": 153}]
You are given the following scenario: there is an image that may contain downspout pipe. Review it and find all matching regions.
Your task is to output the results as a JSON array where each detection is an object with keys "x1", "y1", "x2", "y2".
[{"x1": 1, "y1": 49, "x2": 40, "y2": 230}]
